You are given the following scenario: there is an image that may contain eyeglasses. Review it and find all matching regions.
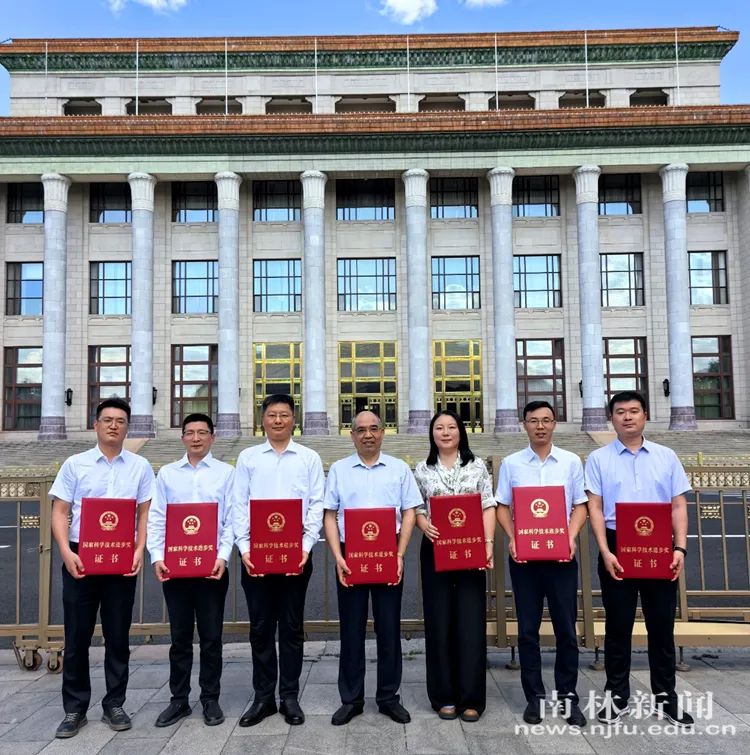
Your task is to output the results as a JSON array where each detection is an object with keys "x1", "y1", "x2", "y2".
[
  {"x1": 183, "y1": 430, "x2": 212, "y2": 438},
  {"x1": 524, "y1": 418, "x2": 555, "y2": 427},
  {"x1": 98, "y1": 416, "x2": 127, "y2": 427},
  {"x1": 352, "y1": 425, "x2": 383, "y2": 436},
  {"x1": 265, "y1": 413, "x2": 293, "y2": 422}
]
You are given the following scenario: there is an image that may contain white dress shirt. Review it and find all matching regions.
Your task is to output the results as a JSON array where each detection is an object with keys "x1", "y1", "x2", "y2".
[
  {"x1": 324, "y1": 452, "x2": 422, "y2": 542},
  {"x1": 232, "y1": 439, "x2": 325, "y2": 555},
  {"x1": 147, "y1": 452, "x2": 235, "y2": 563},
  {"x1": 49, "y1": 444, "x2": 155, "y2": 542}
]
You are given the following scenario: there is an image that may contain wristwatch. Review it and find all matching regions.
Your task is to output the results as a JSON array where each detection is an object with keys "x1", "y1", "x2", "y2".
[{"x1": 672, "y1": 546, "x2": 687, "y2": 556}]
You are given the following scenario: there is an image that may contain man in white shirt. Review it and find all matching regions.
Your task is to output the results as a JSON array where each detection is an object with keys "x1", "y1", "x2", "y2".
[
  {"x1": 495, "y1": 400, "x2": 588, "y2": 728},
  {"x1": 324, "y1": 410, "x2": 422, "y2": 727},
  {"x1": 49, "y1": 398, "x2": 155, "y2": 739},
  {"x1": 232, "y1": 394, "x2": 324, "y2": 727},
  {"x1": 147, "y1": 413, "x2": 234, "y2": 728}
]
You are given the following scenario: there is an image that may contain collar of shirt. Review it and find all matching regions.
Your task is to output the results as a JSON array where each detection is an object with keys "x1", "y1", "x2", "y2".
[
  {"x1": 260, "y1": 438, "x2": 299, "y2": 456},
  {"x1": 351, "y1": 452, "x2": 386, "y2": 469},
  {"x1": 94, "y1": 444, "x2": 125, "y2": 464},
  {"x1": 614, "y1": 437, "x2": 653, "y2": 456},
  {"x1": 177, "y1": 451, "x2": 215, "y2": 470},
  {"x1": 523, "y1": 444, "x2": 560, "y2": 465}
]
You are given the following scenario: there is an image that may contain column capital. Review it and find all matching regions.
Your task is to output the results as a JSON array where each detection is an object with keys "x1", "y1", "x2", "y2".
[
  {"x1": 573, "y1": 165, "x2": 601, "y2": 204},
  {"x1": 487, "y1": 167, "x2": 515, "y2": 206},
  {"x1": 301, "y1": 170, "x2": 328, "y2": 209},
  {"x1": 214, "y1": 171, "x2": 242, "y2": 211},
  {"x1": 41, "y1": 173, "x2": 71, "y2": 213},
  {"x1": 659, "y1": 163, "x2": 689, "y2": 202},
  {"x1": 127, "y1": 172, "x2": 156, "y2": 211},
  {"x1": 401, "y1": 168, "x2": 429, "y2": 207}
]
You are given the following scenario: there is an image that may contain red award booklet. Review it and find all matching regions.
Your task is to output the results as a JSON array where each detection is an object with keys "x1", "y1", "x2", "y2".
[
  {"x1": 249, "y1": 498, "x2": 303, "y2": 575},
  {"x1": 164, "y1": 502, "x2": 218, "y2": 578},
  {"x1": 79, "y1": 497, "x2": 136, "y2": 575},
  {"x1": 512, "y1": 486, "x2": 570, "y2": 561},
  {"x1": 344, "y1": 507, "x2": 398, "y2": 585},
  {"x1": 616, "y1": 502, "x2": 673, "y2": 579},
  {"x1": 430, "y1": 493, "x2": 486, "y2": 571}
]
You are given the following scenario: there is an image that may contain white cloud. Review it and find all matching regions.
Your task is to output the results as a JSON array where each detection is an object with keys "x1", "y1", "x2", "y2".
[
  {"x1": 462, "y1": 0, "x2": 509, "y2": 7},
  {"x1": 380, "y1": 0, "x2": 437, "y2": 25},
  {"x1": 108, "y1": 0, "x2": 188, "y2": 13}
]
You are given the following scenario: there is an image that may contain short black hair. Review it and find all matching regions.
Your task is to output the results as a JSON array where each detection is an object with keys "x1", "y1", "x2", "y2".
[
  {"x1": 95, "y1": 397, "x2": 131, "y2": 421},
  {"x1": 523, "y1": 400, "x2": 555, "y2": 421},
  {"x1": 426, "y1": 410, "x2": 475, "y2": 467},
  {"x1": 608, "y1": 390, "x2": 647, "y2": 415},
  {"x1": 182, "y1": 413, "x2": 214, "y2": 434},
  {"x1": 261, "y1": 394, "x2": 295, "y2": 414}
]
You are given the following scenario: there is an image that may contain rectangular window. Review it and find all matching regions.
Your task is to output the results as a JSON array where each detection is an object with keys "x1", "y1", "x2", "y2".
[
  {"x1": 171, "y1": 181, "x2": 218, "y2": 223},
  {"x1": 689, "y1": 252, "x2": 728, "y2": 305},
  {"x1": 337, "y1": 258, "x2": 396, "y2": 311},
  {"x1": 253, "y1": 342, "x2": 302, "y2": 434},
  {"x1": 88, "y1": 346, "x2": 130, "y2": 428},
  {"x1": 603, "y1": 337, "x2": 648, "y2": 407},
  {"x1": 252, "y1": 180, "x2": 302, "y2": 222},
  {"x1": 692, "y1": 336, "x2": 734, "y2": 419},
  {"x1": 253, "y1": 259, "x2": 302, "y2": 313},
  {"x1": 433, "y1": 339, "x2": 483, "y2": 431},
  {"x1": 3, "y1": 346, "x2": 42, "y2": 430},
  {"x1": 686, "y1": 172, "x2": 724, "y2": 213},
  {"x1": 431, "y1": 256, "x2": 480, "y2": 310},
  {"x1": 513, "y1": 255, "x2": 561, "y2": 308},
  {"x1": 171, "y1": 344, "x2": 218, "y2": 427},
  {"x1": 89, "y1": 183, "x2": 132, "y2": 223},
  {"x1": 516, "y1": 339, "x2": 566, "y2": 421},
  {"x1": 429, "y1": 177, "x2": 478, "y2": 219},
  {"x1": 600, "y1": 253, "x2": 644, "y2": 307},
  {"x1": 338, "y1": 341, "x2": 397, "y2": 430},
  {"x1": 598, "y1": 174, "x2": 641, "y2": 216},
  {"x1": 336, "y1": 179, "x2": 395, "y2": 221},
  {"x1": 90, "y1": 262, "x2": 132, "y2": 315},
  {"x1": 6, "y1": 262, "x2": 43, "y2": 316},
  {"x1": 512, "y1": 176, "x2": 560, "y2": 218},
  {"x1": 6, "y1": 183, "x2": 44, "y2": 224},
  {"x1": 172, "y1": 260, "x2": 218, "y2": 314}
]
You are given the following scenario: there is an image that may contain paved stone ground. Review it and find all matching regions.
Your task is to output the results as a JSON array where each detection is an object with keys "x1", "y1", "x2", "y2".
[{"x1": 0, "y1": 641, "x2": 747, "y2": 754}]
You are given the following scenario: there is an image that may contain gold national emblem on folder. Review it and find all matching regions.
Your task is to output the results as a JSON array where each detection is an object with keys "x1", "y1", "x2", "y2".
[
  {"x1": 635, "y1": 516, "x2": 655, "y2": 536},
  {"x1": 182, "y1": 515, "x2": 201, "y2": 536},
  {"x1": 362, "y1": 520, "x2": 380, "y2": 541},
  {"x1": 530, "y1": 498, "x2": 550, "y2": 518},
  {"x1": 267, "y1": 512, "x2": 286, "y2": 533},
  {"x1": 99, "y1": 511, "x2": 119, "y2": 531},
  {"x1": 448, "y1": 507, "x2": 467, "y2": 528}
]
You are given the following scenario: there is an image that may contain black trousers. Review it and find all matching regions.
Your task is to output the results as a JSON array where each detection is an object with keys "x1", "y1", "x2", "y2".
[
  {"x1": 241, "y1": 555, "x2": 313, "y2": 702},
  {"x1": 336, "y1": 544, "x2": 403, "y2": 707},
  {"x1": 508, "y1": 556, "x2": 580, "y2": 704},
  {"x1": 61, "y1": 543, "x2": 137, "y2": 715},
  {"x1": 599, "y1": 528, "x2": 677, "y2": 703},
  {"x1": 162, "y1": 571, "x2": 229, "y2": 705},
  {"x1": 420, "y1": 537, "x2": 487, "y2": 713}
]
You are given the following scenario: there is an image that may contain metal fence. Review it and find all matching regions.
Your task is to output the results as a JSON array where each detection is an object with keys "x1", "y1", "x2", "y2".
[{"x1": 1, "y1": 460, "x2": 749, "y2": 674}]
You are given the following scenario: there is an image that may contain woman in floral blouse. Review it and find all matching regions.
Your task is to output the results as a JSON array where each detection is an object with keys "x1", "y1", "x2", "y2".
[{"x1": 413, "y1": 410, "x2": 496, "y2": 722}]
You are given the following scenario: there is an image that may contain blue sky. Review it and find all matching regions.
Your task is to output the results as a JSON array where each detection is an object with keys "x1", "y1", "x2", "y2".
[{"x1": 0, "y1": 0, "x2": 747, "y2": 115}]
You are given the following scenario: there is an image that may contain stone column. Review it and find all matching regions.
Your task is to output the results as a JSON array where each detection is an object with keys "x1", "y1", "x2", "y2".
[
  {"x1": 301, "y1": 170, "x2": 329, "y2": 435},
  {"x1": 127, "y1": 172, "x2": 156, "y2": 438},
  {"x1": 487, "y1": 167, "x2": 520, "y2": 433},
  {"x1": 660, "y1": 163, "x2": 697, "y2": 430},
  {"x1": 402, "y1": 168, "x2": 432, "y2": 434},
  {"x1": 214, "y1": 171, "x2": 242, "y2": 437},
  {"x1": 573, "y1": 165, "x2": 608, "y2": 431},
  {"x1": 38, "y1": 173, "x2": 71, "y2": 440}
]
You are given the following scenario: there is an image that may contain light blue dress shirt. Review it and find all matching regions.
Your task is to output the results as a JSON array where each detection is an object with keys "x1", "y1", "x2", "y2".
[
  {"x1": 147, "y1": 452, "x2": 235, "y2": 563},
  {"x1": 49, "y1": 444, "x2": 155, "y2": 542},
  {"x1": 584, "y1": 437, "x2": 691, "y2": 529},
  {"x1": 495, "y1": 444, "x2": 588, "y2": 521},
  {"x1": 324, "y1": 452, "x2": 422, "y2": 542},
  {"x1": 232, "y1": 439, "x2": 325, "y2": 555}
]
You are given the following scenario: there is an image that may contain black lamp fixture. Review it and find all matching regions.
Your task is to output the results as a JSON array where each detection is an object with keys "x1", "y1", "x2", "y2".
[
  {"x1": 578, "y1": 380, "x2": 583, "y2": 398},
  {"x1": 662, "y1": 378, "x2": 670, "y2": 397},
  {"x1": 65, "y1": 388, "x2": 73, "y2": 406},
  {"x1": 152, "y1": 386, "x2": 158, "y2": 405}
]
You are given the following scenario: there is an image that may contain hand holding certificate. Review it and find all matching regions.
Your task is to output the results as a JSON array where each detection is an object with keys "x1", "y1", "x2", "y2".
[
  {"x1": 343, "y1": 508, "x2": 398, "y2": 585},
  {"x1": 615, "y1": 502, "x2": 674, "y2": 580},
  {"x1": 511, "y1": 486, "x2": 570, "y2": 561},
  {"x1": 78, "y1": 497, "x2": 136, "y2": 575},
  {"x1": 429, "y1": 493, "x2": 486, "y2": 571},
  {"x1": 248, "y1": 499, "x2": 303, "y2": 576},
  {"x1": 163, "y1": 502, "x2": 219, "y2": 578}
]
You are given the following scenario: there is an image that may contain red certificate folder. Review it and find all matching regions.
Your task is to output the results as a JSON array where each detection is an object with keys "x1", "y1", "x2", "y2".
[
  {"x1": 344, "y1": 507, "x2": 398, "y2": 585},
  {"x1": 164, "y1": 502, "x2": 218, "y2": 578},
  {"x1": 430, "y1": 493, "x2": 486, "y2": 571},
  {"x1": 79, "y1": 497, "x2": 136, "y2": 575},
  {"x1": 512, "y1": 486, "x2": 570, "y2": 561},
  {"x1": 616, "y1": 502, "x2": 673, "y2": 580},
  {"x1": 249, "y1": 498, "x2": 303, "y2": 575}
]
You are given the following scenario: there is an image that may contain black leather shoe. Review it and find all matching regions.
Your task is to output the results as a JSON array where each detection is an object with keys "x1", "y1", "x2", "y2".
[
  {"x1": 566, "y1": 703, "x2": 586, "y2": 728},
  {"x1": 280, "y1": 699, "x2": 305, "y2": 725},
  {"x1": 331, "y1": 703, "x2": 364, "y2": 726},
  {"x1": 523, "y1": 700, "x2": 543, "y2": 725},
  {"x1": 55, "y1": 712, "x2": 87, "y2": 738},
  {"x1": 155, "y1": 701, "x2": 191, "y2": 727},
  {"x1": 378, "y1": 701, "x2": 411, "y2": 724},
  {"x1": 239, "y1": 700, "x2": 277, "y2": 727},
  {"x1": 202, "y1": 700, "x2": 225, "y2": 726},
  {"x1": 101, "y1": 706, "x2": 132, "y2": 731}
]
